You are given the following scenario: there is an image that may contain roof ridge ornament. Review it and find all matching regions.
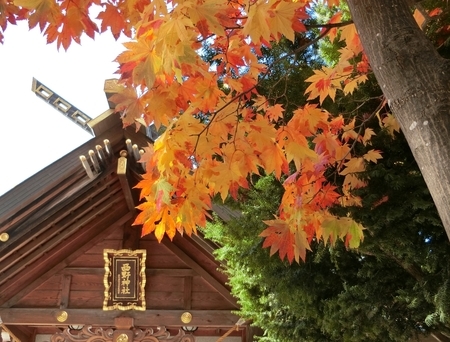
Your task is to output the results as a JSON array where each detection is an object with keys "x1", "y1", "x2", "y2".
[{"x1": 31, "y1": 78, "x2": 94, "y2": 136}]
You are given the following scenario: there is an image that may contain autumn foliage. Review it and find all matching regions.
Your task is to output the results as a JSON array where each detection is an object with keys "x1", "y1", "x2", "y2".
[{"x1": 4, "y1": 0, "x2": 445, "y2": 262}]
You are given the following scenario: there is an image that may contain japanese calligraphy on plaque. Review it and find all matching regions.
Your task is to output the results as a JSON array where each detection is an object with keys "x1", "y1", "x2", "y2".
[{"x1": 103, "y1": 249, "x2": 146, "y2": 311}]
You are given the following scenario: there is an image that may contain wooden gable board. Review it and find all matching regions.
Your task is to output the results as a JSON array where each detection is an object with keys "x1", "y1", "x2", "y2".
[{"x1": 0, "y1": 104, "x2": 246, "y2": 342}]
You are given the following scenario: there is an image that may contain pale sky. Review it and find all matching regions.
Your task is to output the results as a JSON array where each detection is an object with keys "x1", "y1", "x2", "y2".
[{"x1": 0, "y1": 20, "x2": 126, "y2": 195}]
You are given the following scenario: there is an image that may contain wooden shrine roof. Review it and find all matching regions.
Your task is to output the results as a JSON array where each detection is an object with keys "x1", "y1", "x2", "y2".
[{"x1": 0, "y1": 94, "x2": 247, "y2": 342}]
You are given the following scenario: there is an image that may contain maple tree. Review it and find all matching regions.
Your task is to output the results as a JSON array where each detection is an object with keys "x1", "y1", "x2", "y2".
[
  {"x1": 3, "y1": 0, "x2": 450, "y2": 261},
  {"x1": 201, "y1": 41, "x2": 450, "y2": 341}
]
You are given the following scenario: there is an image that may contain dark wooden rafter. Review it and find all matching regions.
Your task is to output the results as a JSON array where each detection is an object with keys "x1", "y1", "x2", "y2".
[
  {"x1": 162, "y1": 239, "x2": 238, "y2": 308},
  {"x1": 0, "y1": 180, "x2": 124, "y2": 292},
  {"x1": 0, "y1": 123, "x2": 124, "y2": 235},
  {"x1": 117, "y1": 151, "x2": 136, "y2": 213},
  {"x1": 0, "y1": 169, "x2": 87, "y2": 248},
  {"x1": 117, "y1": 149, "x2": 143, "y2": 250},
  {"x1": 0, "y1": 309, "x2": 239, "y2": 327},
  {"x1": 59, "y1": 275, "x2": 72, "y2": 309},
  {"x1": 0, "y1": 211, "x2": 133, "y2": 308},
  {"x1": 186, "y1": 234, "x2": 217, "y2": 257},
  {"x1": 0, "y1": 169, "x2": 119, "y2": 271}
]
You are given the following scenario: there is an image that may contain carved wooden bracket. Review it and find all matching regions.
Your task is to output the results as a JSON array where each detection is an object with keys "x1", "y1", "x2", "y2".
[{"x1": 51, "y1": 326, "x2": 195, "y2": 342}]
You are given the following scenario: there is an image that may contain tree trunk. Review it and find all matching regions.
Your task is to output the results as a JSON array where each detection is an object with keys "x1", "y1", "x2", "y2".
[{"x1": 346, "y1": 0, "x2": 450, "y2": 238}]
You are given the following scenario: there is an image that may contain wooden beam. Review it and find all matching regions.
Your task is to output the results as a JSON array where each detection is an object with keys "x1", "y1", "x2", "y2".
[
  {"x1": 122, "y1": 220, "x2": 141, "y2": 250},
  {"x1": 59, "y1": 268, "x2": 196, "y2": 277},
  {"x1": 162, "y1": 239, "x2": 238, "y2": 308},
  {"x1": 117, "y1": 154, "x2": 136, "y2": 213},
  {"x1": 187, "y1": 234, "x2": 217, "y2": 258},
  {"x1": 0, "y1": 308, "x2": 239, "y2": 328},
  {"x1": 0, "y1": 211, "x2": 133, "y2": 308},
  {"x1": 183, "y1": 276, "x2": 192, "y2": 310},
  {"x1": 58, "y1": 274, "x2": 72, "y2": 309}
]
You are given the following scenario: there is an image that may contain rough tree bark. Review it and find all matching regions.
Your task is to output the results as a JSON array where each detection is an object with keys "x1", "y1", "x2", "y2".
[{"x1": 346, "y1": 0, "x2": 450, "y2": 239}]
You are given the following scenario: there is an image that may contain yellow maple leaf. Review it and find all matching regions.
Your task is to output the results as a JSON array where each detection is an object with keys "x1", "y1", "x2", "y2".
[
  {"x1": 363, "y1": 149, "x2": 383, "y2": 163},
  {"x1": 382, "y1": 113, "x2": 401, "y2": 137},
  {"x1": 156, "y1": 7, "x2": 194, "y2": 45},
  {"x1": 285, "y1": 140, "x2": 318, "y2": 170},
  {"x1": 187, "y1": 0, "x2": 227, "y2": 36},
  {"x1": 340, "y1": 23, "x2": 362, "y2": 55},
  {"x1": 334, "y1": 144, "x2": 351, "y2": 162},
  {"x1": 361, "y1": 127, "x2": 375, "y2": 145},
  {"x1": 269, "y1": 0, "x2": 305, "y2": 42},
  {"x1": 343, "y1": 74, "x2": 368, "y2": 95},
  {"x1": 321, "y1": 215, "x2": 364, "y2": 248},
  {"x1": 242, "y1": 0, "x2": 271, "y2": 43},
  {"x1": 343, "y1": 173, "x2": 367, "y2": 190},
  {"x1": 339, "y1": 157, "x2": 365, "y2": 175}
]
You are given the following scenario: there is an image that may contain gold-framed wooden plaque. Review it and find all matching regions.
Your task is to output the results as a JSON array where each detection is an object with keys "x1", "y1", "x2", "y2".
[{"x1": 103, "y1": 249, "x2": 146, "y2": 311}]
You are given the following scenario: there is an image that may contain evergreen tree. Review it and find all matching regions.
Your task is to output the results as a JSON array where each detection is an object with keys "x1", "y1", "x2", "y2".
[{"x1": 203, "y1": 19, "x2": 450, "y2": 339}]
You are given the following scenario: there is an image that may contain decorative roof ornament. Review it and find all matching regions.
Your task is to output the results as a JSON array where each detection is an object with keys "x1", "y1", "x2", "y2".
[{"x1": 31, "y1": 78, "x2": 94, "y2": 136}]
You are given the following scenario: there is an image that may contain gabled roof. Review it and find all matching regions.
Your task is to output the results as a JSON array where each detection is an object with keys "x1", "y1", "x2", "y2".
[{"x1": 0, "y1": 85, "x2": 251, "y2": 342}]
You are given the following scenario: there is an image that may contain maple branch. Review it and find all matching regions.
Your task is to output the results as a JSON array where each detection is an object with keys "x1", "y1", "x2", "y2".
[
  {"x1": 337, "y1": 97, "x2": 386, "y2": 168},
  {"x1": 304, "y1": 20, "x2": 354, "y2": 30},
  {"x1": 340, "y1": 95, "x2": 382, "y2": 118},
  {"x1": 291, "y1": 26, "x2": 332, "y2": 56},
  {"x1": 197, "y1": 34, "x2": 216, "y2": 43},
  {"x1": 360, "y1": 231, "x2": 425, "y2": 283},
  {"x1": 189, "y1": 27, "x2": 335, "y2": 165}
]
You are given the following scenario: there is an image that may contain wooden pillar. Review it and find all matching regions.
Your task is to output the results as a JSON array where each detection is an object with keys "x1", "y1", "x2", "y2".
[{"x1": 114, "y1": 317, "x2": 134, "y2": 342}]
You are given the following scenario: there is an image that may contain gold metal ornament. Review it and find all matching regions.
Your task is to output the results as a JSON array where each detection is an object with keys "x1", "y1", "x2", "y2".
[
  {"x1": 0, "y1": 233, "x2": 9, "y2": 242},
  {"x1": 56, "y1": 310, "x2": 68, "y2": 322},
  {"x1": 116, "y1": 333, "x2": 129, "y2": 342},
  {"x1": 181, "y1": 312, "x2": 192, "y2": 324}
]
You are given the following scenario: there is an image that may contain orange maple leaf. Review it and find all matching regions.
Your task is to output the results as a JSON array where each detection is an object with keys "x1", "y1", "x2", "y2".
[
  {"x1": 266, "y1": 103, "x2": 284, "y2": 122},
  {"x1": 97, "y1": 3, "x2": 129, "y2": 39},
  {"x1": 269, "y1": 0, "x2": 305, "y2": 42},
  {"x1": 187, "y1": 0, "x2": 227, "y2": 37},
  {"x1": 305, "y1": 66, "x2": 343, "y2": 104},
  {"x1": 109, "y1": 87, "x2": 145, "y2": 127},
  {"x1": 14, "y1": 0, "x2": 61, "y2": 31},
  {"x1": 260, "y1": 219, "x2": 296, "y2": 263},
  {"x1": 261, "y1": 218, "x2": 312, "y2": 263}
]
